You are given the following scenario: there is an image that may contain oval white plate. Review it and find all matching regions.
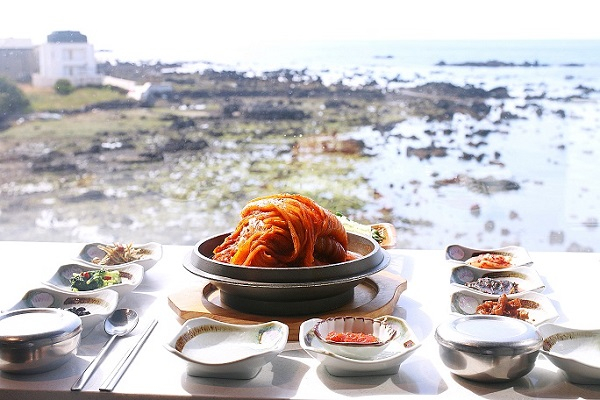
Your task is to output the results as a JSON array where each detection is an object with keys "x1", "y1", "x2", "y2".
[
  {"x1": 299, "y1": 315, "x2": 421, "y2": 377},
  {"x1": 74, "y1": 242, "x2": 162, "y2": 271},
  {"x1": 449, "y1": 287, "x2": 558, "y2": 326},
  {"x1": 165, "y1": 317, "x2": 288, "y2": 379},
  {"x1": 43, "y1": 263, "x2": 144, "y2": 297},
  {"x1": 5, "y1": 286, "x2": 118, "y2": 337},
  {"x1": 445, "y1": 244, "x2": 533, "y2": 269},
  {"x1": 539, "y1": 323, "x2": 600, "y2": 384},
  {"x1": 450, "y1": 265, "x2": 545, "y2": 294}
]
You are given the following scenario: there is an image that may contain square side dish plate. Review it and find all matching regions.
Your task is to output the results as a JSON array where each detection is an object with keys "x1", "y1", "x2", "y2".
[
  {"x1": 164, "y1": 317, "x2": 288, "y2": 379},
  {"x1": 445, "y1": 244, "x2": 533, "y2": 269},
  {"x1": 43, "y1": 263, "x2": 144, "y2": 297},
  {"x1": 539, "y1": 323, "x2": 600, "y2": 384},
  {"x1": 74, "y1": 242, "x2": 162, "y2": 271},
  {"x1": 299, "y1": 315, "x2": 420, "y2": 377},
  {"x1": 449, "y1": 287, "x2": 558, "y2": 326},
  {"x1": 5, "y1": 286, "x2": 118, "y2": 337}
]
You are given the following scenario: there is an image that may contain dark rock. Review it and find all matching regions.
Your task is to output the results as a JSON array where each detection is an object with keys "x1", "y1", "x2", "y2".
[
  {"x1": 468, "y1": 129, "x2": 493, "y2": 138},
  {"x1": 243, "y1": 103, "x2": 309, "y2": 121},
  {"x1": 500, "y1": 111, "x2": 523, "y2": 120},
  {"x1": 162, "y1": 138, "x2": 209, "y2": 152},
  {"x1": 407, "y1": 144, "x2": 448, "y2": 160},
  {"x1": 433, "y1": 174, "x2": 520, "y2": 194},
  {"x1": 412, "y1": 82, "x2": 509, "y2": 99},
  {"x1": 30, "y1": 151, "x2": 78, "y2": 173},
  {"x1": 169, "y1": 117, "x2": 196, "y2": 130},
  {"x1": 436, "y1": 60, "x2": 548, "y2": 68},
  {"x1": 139, "y1": 151, "x2": 164, "y2": 162},
  {"x1": 64, "y1": 190, "x2": 106, "y2": 202}
]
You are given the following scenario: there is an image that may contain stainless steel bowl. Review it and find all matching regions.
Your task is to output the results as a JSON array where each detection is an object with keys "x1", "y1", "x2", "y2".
[
  {"x1": 0, "y1": 308, "x2": 82, "y2": 374},
  {"x1": 435, "y1": 315, "x2": 542, "y2": 382}
]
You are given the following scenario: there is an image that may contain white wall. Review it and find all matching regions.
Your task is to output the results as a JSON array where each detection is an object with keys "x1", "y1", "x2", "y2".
[{"x1": 32, "y1": 42, "x2": 102, "y2": 87}]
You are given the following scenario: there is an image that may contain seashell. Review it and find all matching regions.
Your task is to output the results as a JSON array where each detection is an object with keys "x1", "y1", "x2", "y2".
[{"x1": 28, "y1": 291, "x2": 55, "y2": 308}]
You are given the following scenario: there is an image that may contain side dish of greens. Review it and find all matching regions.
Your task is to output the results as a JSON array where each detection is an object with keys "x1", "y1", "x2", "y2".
[{"x1": 70, "y1": 269, "x2": 122, "y2": 291}]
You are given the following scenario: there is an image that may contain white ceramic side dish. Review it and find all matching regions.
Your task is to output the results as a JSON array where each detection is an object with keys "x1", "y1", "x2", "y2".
[
  {"x1": 312, "y1": 316, "x2": 397, "y2": 360},
  {"x1": 74, "y1": 242, "x2": 162, "y2": 271},
  {"x1": 445, "y1": 244, "x2": 533, "y2": 269},
  {"x1": 164, "y1": 317, "x2": 288, "y2": 379},
  {"x1": 5, "y1": 286, "x2": 118, "y2": 337},
  {"x1": 43, "y1": 263, "x2": 144, "y2": 297},
  {"x1": 450, "y1": 265, "x2": 545, "y2": 294},
  {"x1": 449, "y1": 287, "x2": 558, "y2": 326},
  {"x1": 300, "y1": 315, "x2": 420, "y2": 377},
  {"x1": 539, "y1": 323, "x2": 600, "y2": 384}
]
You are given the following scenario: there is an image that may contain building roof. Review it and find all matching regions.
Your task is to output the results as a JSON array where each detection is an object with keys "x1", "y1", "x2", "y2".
[
  {"x1": 0, "y1": 38, "x2": 33, "y2": 49},
  {"x1": 47, "y1": 31, "x2": 87, "y2": 43}
]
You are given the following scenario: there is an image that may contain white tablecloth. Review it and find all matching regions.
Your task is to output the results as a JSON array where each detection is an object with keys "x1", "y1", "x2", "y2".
[{"x1": 1, "y1": 241, "x2": 599, "y2": 399}]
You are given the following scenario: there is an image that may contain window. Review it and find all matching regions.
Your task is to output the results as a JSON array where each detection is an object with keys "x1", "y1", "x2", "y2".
[{"x1": 0, "y1": 1, "x2": 599, "y2": 252}]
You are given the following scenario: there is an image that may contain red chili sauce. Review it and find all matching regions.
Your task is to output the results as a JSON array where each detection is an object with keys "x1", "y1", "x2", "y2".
[{"x1": 325, "y1": 331, "x2": 379, "y2": 344}]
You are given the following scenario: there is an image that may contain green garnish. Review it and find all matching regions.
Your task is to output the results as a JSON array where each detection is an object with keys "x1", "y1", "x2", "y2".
[
  {"x1": 335, "y1": 212, "x2": 385, "y2": 243},
  {"x1": 70, "y1": 269, "x2": 122, "y2": 291}
]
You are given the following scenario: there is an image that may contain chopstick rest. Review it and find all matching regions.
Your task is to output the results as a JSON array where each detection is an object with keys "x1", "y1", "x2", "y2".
[{"x1": 99, "y1": 318, "x2": 158, "y2": 392}]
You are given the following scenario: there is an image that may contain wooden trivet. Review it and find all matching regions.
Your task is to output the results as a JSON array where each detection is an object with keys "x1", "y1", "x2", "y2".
[{"x1": 168, "y1": 270, "x2": 407, "y2": 341}]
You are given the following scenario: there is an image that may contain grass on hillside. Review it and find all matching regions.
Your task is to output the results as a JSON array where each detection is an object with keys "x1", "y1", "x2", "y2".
[
  {"x1": 2, "y1": 108, "x2": 182, "y2": 143},
  {"x1": 19, "y1": 84, "x2": 127, "y2": 112}
]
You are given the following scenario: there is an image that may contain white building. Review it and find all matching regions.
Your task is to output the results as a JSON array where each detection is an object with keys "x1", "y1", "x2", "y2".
[{"x1": 32, "y1": 31, "x2": 102, "y2": 88}]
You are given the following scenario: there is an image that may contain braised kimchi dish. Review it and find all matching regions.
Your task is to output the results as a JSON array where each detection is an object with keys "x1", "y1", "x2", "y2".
[{"x1": 213, "y1": 193, "x2": 356, "y2": 267}]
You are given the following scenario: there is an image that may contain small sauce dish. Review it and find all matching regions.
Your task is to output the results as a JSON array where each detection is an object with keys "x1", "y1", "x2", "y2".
[{"x1": 313, "y1": 316, "x2": 397, "y2": 360}]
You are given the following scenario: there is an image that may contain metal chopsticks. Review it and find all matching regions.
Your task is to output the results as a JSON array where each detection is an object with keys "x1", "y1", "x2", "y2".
[{"x1": 99, "y1": 318, "x2": 158, "y2": 392}]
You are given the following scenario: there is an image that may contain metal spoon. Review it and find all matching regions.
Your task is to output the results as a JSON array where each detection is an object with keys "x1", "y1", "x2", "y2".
[{"x1": 71, "y1": 308, "x2": 139, "y2": 391}]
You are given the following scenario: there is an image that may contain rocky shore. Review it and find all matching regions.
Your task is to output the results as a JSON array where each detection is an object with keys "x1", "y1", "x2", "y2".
[{"x1": 1, "y1": 61, "x2": 598, "y2": 251}]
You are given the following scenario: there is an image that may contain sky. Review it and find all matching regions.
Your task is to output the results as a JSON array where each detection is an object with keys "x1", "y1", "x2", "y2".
[{"x1": 1, "y1": 0, "x2": 599, "y2": 62}]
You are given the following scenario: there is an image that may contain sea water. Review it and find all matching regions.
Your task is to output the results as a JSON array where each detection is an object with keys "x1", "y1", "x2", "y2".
[{"x1": 103, "y1": 40, "x2": 600, "y2": 251}]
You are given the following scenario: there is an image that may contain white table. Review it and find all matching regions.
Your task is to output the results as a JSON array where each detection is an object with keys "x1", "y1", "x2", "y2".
[{"x1": 0, "y1": 241, "x2": 599, "y2": 399}]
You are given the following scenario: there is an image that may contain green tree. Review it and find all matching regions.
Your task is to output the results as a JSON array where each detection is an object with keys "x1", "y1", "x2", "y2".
[
  {"x1": 0, "y1": 76, "x2": 30, "y2": 122},
  {"x1": 54, "y1": 79, "x2": 74, "y2": 95}
]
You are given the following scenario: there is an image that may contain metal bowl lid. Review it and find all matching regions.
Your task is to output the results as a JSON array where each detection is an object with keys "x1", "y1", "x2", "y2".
[
  {"x1": 0, "y1": 308, "x2": 82, "y2": 347},
  {"x1": 435, "y1": 315, "x2": 542, "y2": 356}
]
